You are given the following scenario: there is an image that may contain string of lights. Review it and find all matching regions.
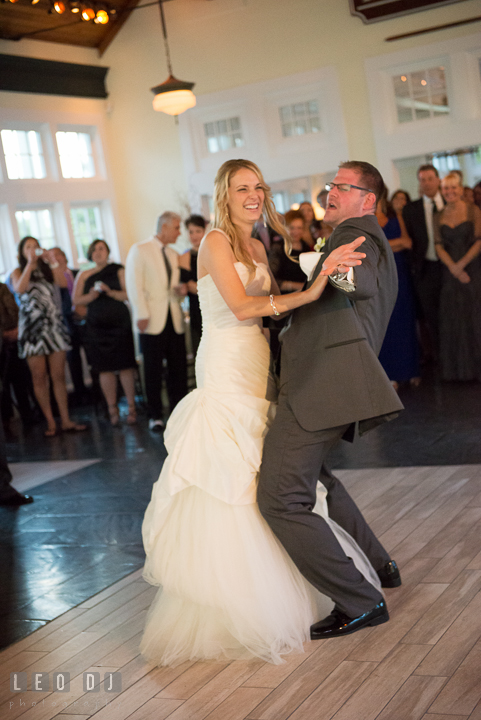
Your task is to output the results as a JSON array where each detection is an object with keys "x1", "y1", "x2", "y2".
[{"x1": 2, "y1": 0, "x2": 115, "y2": 25}]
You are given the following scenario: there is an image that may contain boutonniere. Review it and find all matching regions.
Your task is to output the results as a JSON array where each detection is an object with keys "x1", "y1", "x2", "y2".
[{"x1": 314, "y1": 237, "x2": 326, "y2": 253}]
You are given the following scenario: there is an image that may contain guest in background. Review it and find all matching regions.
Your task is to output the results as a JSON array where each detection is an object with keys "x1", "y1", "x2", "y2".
[
  {"x1": 0, "y1": 281, "x2": 37, "y2": 427},
  {"x1": 252, "y1": 219, "x2": 284, "y2": 251},
  {"x1": 474, "y1": 181, "x2": 481, "y2": 211},
  {"x1": 463, "y1": 186, "x2": 474, "y2": 204},
  {"x1": 403, "y1": 164, "x2": 444, "y2": 366},
  {"x1": 73, "y1": 240, "x2": 137, "y2": 426},
  {"x1": 179, "y1": 215, "x2": 205, "y2": 358},
  {"x1": 435, "y1": 172, "x2": 481, "y2": 381},
  {"x1": 51, "y1": 247, "x2": 87, "y2": 404},
  {"x1": 299, "y1": 201, "x2": 320, "y2": 246},
  {"x1": 269, "y1": 210, "x2": 311, "y2": 293},
  {"x1": 125, "y1": 212, "x2": 188, "y2": 432},
  {"x1": 0, "y1": 411, "x2": 33, "y2": 506},
  {"x1": 11, "y1": 237, "x2": 87, "y2": 437},
  {"x1": 378, "y1": 190, "x2": 420, "y2": 389},
  {"x1": 452, "y1": 169, "x2": 464, "y2": 184}
]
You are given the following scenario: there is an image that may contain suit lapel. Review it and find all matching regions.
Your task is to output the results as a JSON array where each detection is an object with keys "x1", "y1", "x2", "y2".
[{"x1": 150, "y1": 238, "x2": 168, "y2": 287}]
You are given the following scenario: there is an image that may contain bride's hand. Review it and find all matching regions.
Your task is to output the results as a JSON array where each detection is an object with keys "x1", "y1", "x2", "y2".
[{"x1": 319, "y1": 236, "x2": 366, "y2": 276}]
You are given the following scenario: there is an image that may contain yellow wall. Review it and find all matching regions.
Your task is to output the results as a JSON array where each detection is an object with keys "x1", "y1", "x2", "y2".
[{"x1": 1, "y1": 0, "x2": 480, "y2": 256}]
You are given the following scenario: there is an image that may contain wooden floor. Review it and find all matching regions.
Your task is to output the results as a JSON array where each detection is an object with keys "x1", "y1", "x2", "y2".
[{"x1": 2, "y1": 463, "x2": 481, "y2": 720}]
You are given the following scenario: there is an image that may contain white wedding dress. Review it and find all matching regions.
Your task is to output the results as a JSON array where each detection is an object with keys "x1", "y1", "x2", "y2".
[{"x1": 141, "y1": 257, "x2": 381, "y2": 667}]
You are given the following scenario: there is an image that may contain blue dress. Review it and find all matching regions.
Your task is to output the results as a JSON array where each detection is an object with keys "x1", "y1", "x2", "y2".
[{"x1": 379, "y1": 217, "x2": 420, "y2": 383}]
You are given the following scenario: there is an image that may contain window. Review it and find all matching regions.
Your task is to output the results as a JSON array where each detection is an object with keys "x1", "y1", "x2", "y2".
[
  {"x1": 15, "y1": 209, "x2": 56, "y2": 249},
  {"x1": 1, "y1": 129, "x2": 46, "y2": 180},
  {"x1": 204, "y1": 117, "x2": 244, "y2": 154},
  {"x1": 393, "y1": 67, "x2": 449, "y2": 123},
  {"x1": 56, "y1": 131, "x2": 95, "y2": 179},
  {"x1": 279, "y1": 101, "x2": 321, "y2": 138},
  {"x1": 70, "y1": 206, "x2": 104, "y2": 260}
]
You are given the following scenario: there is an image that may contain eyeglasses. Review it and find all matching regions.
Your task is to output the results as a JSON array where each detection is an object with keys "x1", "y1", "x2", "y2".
[{"x1": 325, "y1": 182, "x2": 374, "y2": 194}]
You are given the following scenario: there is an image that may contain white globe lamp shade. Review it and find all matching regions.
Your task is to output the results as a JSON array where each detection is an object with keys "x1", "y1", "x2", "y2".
[
  {"x1": 151, "y1": 76, "x2": 196, "y2": 117},
  {"x1": 152, "y1": 89, "x2": 196, "y2": 116}
]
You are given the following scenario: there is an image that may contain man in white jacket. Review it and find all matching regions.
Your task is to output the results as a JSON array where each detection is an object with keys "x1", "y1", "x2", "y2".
[{"x1": 125, "y1": 212, "x2": 187, "y2": 431}]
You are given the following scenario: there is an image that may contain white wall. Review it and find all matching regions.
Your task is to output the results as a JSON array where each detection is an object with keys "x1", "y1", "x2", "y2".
[{"x1": 1, "y1": 0, "x2": 480, "y2": 259}]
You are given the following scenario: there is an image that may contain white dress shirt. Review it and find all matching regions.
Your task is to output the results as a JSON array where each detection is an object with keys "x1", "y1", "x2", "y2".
[{"x1": 423, "y1": 191, "x2": 444, "y2": 261}]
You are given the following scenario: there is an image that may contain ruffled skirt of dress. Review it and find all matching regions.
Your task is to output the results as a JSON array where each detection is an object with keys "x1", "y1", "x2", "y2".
[{"x1": 140, "y1": 325, "x2": 380, "y2": 667}]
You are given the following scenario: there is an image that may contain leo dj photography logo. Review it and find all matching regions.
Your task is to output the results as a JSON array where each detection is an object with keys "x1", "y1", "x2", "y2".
[{"x1": 10, "y1": 672, "x2": 122, "y2": 693}]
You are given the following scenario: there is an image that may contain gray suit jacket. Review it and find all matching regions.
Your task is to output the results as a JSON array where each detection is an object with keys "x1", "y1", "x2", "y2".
[{"x1": 280, "y1": 214, "x2": 403, "y2": 436}]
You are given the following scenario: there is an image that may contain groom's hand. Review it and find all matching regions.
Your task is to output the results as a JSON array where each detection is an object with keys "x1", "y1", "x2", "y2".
[{"x1": 319, "y1": 236, "x2": 366, "y2": 276}]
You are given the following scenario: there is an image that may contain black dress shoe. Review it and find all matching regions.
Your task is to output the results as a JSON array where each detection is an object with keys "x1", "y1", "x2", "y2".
[
  {"x1": 377, "y1": 560, "x2": 401, "y2": 588},
  {"x1": 0, "y1": 490, "x2": 34, "y2": 506},
  {"x1": 310, "y1": 600, "x2": 389, "y2": 639}
]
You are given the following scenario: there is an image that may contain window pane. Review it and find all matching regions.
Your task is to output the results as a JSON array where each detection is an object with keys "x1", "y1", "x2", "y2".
[
  {"x1": 397, "y1": 105, "x2": 413, "y2": 123},
  {"x1": 392, "y1": 66, "x2": 448, "y2": 123},
  {"x1": 279, "y1": 101, "x2": 321, "y2": 138},
  {"x1": 219, "y1": 134, "x2": 230, "y2": 151},
  {"x1": 415, "y1": 107, "x2": 430, "y2": 121},
  {"x1": 1, "y1": 129, "x2": 46, "y2": 180},
  {"x1": 56, "y1": 131, "x2": 95, "y2": 179},
  {"x1": 70, "y1": 206, "x2": 104, "y2": 260},
  {"x1": 15, "y1": 208, "x2": 56, "y2": 248},
  {"x1": 203, "y1": 116, "x2": 244, "y2": 154},
  {"x1": 294, "y1": 121, "x2": 307, "y2": 135}
]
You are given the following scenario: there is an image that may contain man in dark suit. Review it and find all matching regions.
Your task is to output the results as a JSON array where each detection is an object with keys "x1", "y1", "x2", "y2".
[
  {"x1": 402, "y1": 164, "x2": 444, "y2": 362},
  {"x1": 258, "y1": 161, "x2": 403, "y2": 638}
]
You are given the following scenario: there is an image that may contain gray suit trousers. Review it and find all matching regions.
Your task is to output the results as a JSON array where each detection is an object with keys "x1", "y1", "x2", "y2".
[{"x1": 257, "y1": 382, "x2": 389, "y2": 618}]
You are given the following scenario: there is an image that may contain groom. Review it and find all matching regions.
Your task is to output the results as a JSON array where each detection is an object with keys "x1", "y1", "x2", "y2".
[{"x1": 258, "y1": 161, "x2": 404, "y2": 638}]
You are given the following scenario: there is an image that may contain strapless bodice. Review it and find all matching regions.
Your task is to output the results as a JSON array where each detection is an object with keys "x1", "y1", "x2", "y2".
[{"x1": 197, "y1": 261, "x2": 271, "y2": 330}]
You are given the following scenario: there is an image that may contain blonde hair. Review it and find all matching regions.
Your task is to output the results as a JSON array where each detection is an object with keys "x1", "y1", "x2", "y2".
[
  {"x1": 442, "y1": 171, "x2": 462, "y2": 186},
  {"x1": 213, "y1": 159, "x2": 291, "y2": 271}
]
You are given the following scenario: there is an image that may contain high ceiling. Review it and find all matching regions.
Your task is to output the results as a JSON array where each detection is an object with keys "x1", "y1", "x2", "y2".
[{"x1": 0, "y1": 0, "x2": 146, "y2": 56}]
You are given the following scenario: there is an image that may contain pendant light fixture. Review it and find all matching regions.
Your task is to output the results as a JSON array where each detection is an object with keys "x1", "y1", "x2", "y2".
[{"x1": 150, "y1": 0, "x2": 196, "y2": 117}]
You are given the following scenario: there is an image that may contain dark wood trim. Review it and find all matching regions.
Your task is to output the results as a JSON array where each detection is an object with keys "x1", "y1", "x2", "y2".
[
  {"x1": 386, "y1": 14, "x2": 481, "y2": 40},
  {"x1": 0, "y1": 54, "x2": 108, "y2": 98},
  {"x1": 97, "y1": 0, "x2": 142, "y2": 57},
  {"x1": 350, "y1": 0, "x2": 470, "y2": 24}
]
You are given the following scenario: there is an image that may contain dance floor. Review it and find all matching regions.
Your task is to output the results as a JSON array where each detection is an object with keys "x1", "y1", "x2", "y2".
[{"x1": 1, "y1": 379, "x2": 481, "y2": 719}]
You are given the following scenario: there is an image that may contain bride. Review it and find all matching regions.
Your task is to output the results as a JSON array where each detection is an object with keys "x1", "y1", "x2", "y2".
[{"x1": 140, "y1": 159, "x2": 379, "y2": 667}]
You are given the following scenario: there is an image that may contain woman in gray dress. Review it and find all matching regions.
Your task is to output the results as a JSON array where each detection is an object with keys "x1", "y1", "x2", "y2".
[{"x1": 435, "y1": 172, "x2": 481, "y2": 381}]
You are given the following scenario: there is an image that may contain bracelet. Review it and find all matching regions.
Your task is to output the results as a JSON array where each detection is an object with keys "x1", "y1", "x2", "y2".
[
  {"x1": 269, "y1": 294, "x2": 280, "y2": 316},
  {"x1": 49, "y1": 262, "x2": 60, "y2": 269}
]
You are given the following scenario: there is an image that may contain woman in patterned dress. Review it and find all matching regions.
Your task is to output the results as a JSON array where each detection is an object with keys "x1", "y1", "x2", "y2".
[{"x1": 11, "y1": 236, "x2": 87, "y2": 437}]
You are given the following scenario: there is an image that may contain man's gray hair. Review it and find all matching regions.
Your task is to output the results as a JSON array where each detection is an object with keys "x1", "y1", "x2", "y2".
[{"x1": 156, "y1": 212, "x2": 181, "y2": 235}]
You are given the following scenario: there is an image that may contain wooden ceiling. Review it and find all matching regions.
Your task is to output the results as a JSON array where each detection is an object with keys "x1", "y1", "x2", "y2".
[{"x1": 0, "y1": 0, "x2": 148, "y2": 56}]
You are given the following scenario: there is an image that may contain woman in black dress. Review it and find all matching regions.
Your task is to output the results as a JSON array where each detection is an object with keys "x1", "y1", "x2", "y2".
[
  {"x1": 11, "y1": 236, "x2": 87, "y2": 437},
  {"x1": 73, "y1": 240, "x2": 137, "y2": 425},
  {"x1": 269, "y1": 210, "x2": 311, "y2": 293},
  {"x1": 435, "y1": 172, "x2": 481, "y2": 381},
  {"x1": 178, "y1": 214, "x2": 206, "y2": 358}
]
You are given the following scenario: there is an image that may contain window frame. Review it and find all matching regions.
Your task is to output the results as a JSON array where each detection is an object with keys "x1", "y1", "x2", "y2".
[
  {"x1": 55, "y1": 124, "x2": 106, "y2": 181},
  {"x1": 203, "y1": 115, "x2": 245, "y2": 155},
  {"x1": 69, "y1": 202, "x2": 106, "y2": 263},
  {"x1": 278, "y1": 100, "x2": 322, "y2": 139},
  {"x1": 0, "y1": 121, "x2": 53, "y2": 184},
  {"x1": 392, "y1": 65, "x2": 450, "y2": 125}
]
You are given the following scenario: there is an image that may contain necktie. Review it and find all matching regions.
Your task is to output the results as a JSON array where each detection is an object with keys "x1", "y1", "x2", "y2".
[
  {"x1": 162, "y1": 246, "x2": 172, "y2": 285},
  {"x1": 432, "y1": 199, "x2": 439, "y2": 214}
]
